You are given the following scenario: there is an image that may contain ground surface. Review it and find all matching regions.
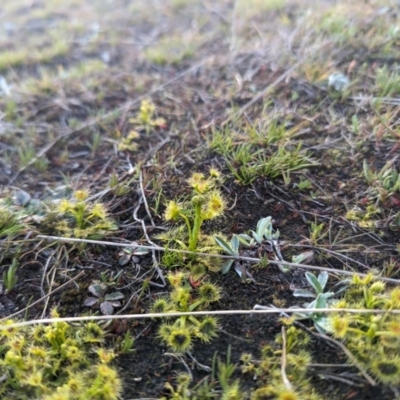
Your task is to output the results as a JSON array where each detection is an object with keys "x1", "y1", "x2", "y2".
[{"x1": 1, "y1": 0, "x2": 400, "y2": 399}]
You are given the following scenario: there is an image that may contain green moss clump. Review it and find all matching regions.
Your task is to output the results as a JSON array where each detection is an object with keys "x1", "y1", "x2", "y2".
[
  {"x1": 327, "y1": 274, "x2": 400, "y2": 386},
  {"x1": 0, "y1": 310, "x2": 122, "y2": 399}
]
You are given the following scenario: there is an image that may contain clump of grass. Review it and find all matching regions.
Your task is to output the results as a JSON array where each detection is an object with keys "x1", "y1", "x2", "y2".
[
  {"x1": 3, "y1": 259, "x2": 18, "y2": 293},
  {"x1": 209, "y1": 119, "x2": 316, "y2": 185},
  {"x1": 363, "y1": 159, "x2": 400, "y2": 204},
  {"x1": 0, "y1": 49, "x2": 27, "y2": 71},
  {"x1": 0, "y1": 207, "x2": 26, "y2": 238},
  {"x1": 144, "y1": 34, "x2": 197, "y2": 66},
  {"x1": 375, "y1": 65, "x2": 400, "y2": 98},
  {"x1": 163, "y1": 346, "x2": 243, "y2": 399},
  {"x1": 0, "y1": 38, "x2": 69, "y2": 72}
]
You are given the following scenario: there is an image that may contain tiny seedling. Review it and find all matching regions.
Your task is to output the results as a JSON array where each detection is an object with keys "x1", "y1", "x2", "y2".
[
  {"x1": 117, "y1": 331, "x2": 135, "y2": 354},
  {"x1": 328, "y1": 72, "x2": 350, "y2": 91},
  {"x1": 292, "y1": 271, "x2": 349, "y2": 333},
  {"x1": 216, "y1": 216, "x2": 291, "y2": 274},
  {"x1": 297, "y1": 178, "x2": 312, "y2": 190},
  {"x1": 0, "y1": 206, "x2": 25, "y2": 237},
  {"x1": 118, "y1": 244, "x2": 149, "y2": 266},
  {"x1": 240, "y1": 217, "x2": 285, "y2": 269},
  {"x1": 84, "y1": 282, "x2": 125, "y2": 315},
  {"x1": 291, "y1": 250, "x2": 315, "y2": 265},
  {"x1": 293, "y1": 295, "x2": 332, "y2": 334},
  {"x1": 214, "y1": 235, "x2": 255, "y2": 281},
  {"x1": 214, "y1": 235, "x2": 240, "y2": 274},
  {"x1": 363, "y1": 159, "x2": 400, "y2": 203},
  {"x1": 293, "y1": 271, "x2": 333, "y2": 299},
  {"x1": 308, "y1": 220, "x2": 327, "y2": 244},
  {"x1": 3, "y1": 258, "x2": 18, "y2": 292},
  {"x1": 244, "y1": 216, "x2": 280, "y2": 245}
]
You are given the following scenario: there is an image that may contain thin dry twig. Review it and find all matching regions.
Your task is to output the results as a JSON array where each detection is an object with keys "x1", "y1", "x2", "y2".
[
  {"x1": 218, "y1": 327, "x2": 251, "y2": 342},
  {"x1": 132, "y1": 182, "x2": 165, "y2": 286},
  {"x1": 164, "y1": 353, "x2": 193, "y2": 380},
  {"x1": 1, "y1": 271, "x2": 84, "y2": 321},
  {"x1": 317, "y1": 373, "x2": 364, "y2": 387},
  {"x1": 277, "y1": 309, "x2": 376, "y2": 387},
  {"x1": 139, "y1": 170, "x2": 155, "y2": 227},
  {"x1": 373, "y1": 108, "x2": 400, "y2": 139},
  {"x1": 41, "y1": 265, "x2": 57, "y2": 319},
  {"x1": 187, "y1": 351, "x2": 212, "y2": 372},
  {"x1": 314, "y1": 331, "x2": 376, "y2": 386},
  {"x1": 36, "y1": 235, "x2": 400, "y2": 284},
  {"x1": 41, "y1": 246, "x2": 64, "y2": 319},
  {"x1": 3, "y1": 307, "x2": 400, "y2": 330},
  {"x1": 39, "y1": 249, "x2": 55, "y2": 298}
]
